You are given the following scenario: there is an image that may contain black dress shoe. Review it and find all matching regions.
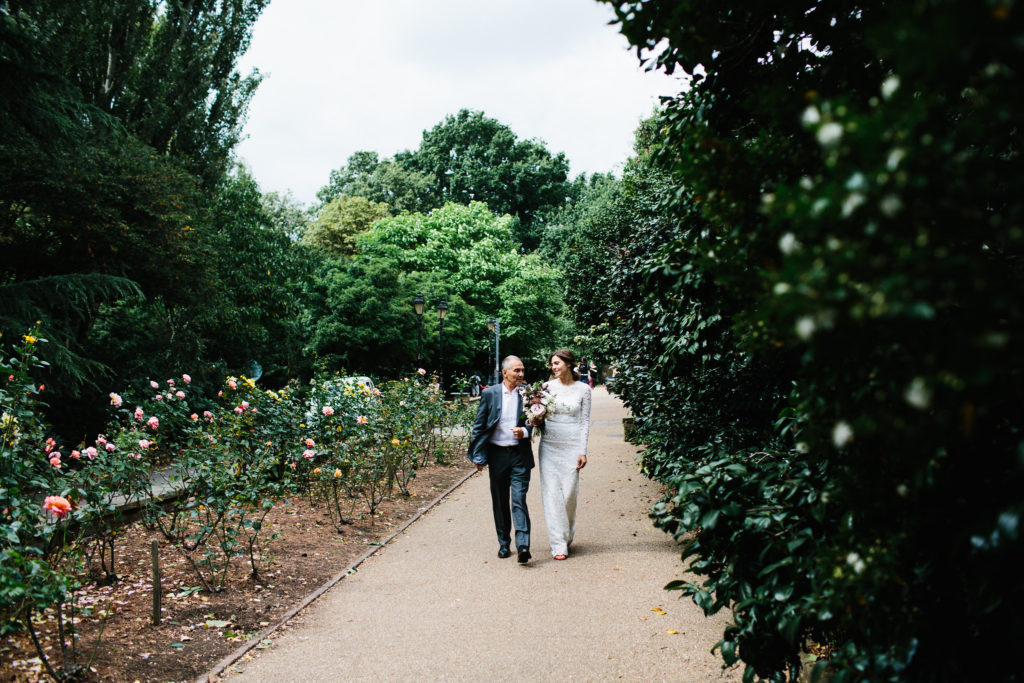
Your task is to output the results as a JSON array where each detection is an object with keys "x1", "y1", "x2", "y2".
[
  {"x1": 517, "y1": 547, "x2": 531, "y2": 564},
  {"x1": 497, "y1": 547, "x2": 511, "y2": 559}
]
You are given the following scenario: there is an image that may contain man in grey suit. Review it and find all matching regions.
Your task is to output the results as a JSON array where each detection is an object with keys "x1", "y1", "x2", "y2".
[{"x1": 467, "y1": 355, "x2": 534, "y2": 563}]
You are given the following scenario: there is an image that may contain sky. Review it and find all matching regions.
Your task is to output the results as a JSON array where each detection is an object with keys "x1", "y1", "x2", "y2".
[{"x1": 233, "y1": 0, "x2": 684, "y2": 207}]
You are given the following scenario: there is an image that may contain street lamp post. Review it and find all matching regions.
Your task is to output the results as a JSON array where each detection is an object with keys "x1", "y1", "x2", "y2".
[
  {"x1": 437, "y1": 298, "x2": 448, "y2": 395},
  {"x1": 413, "y1": 293, "x2": 425, "y2": 365},
  {"x1": 487, "y1": 317, "x2": 500, "y2": 386}
]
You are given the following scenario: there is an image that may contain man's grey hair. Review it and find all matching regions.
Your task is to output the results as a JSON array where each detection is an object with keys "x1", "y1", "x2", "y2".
[{"x1": 501, "y1": 355, "x2": 522, "y2": 371}]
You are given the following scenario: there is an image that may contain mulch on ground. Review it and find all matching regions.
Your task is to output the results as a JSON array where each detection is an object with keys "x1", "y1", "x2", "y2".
[{"x1": 2, "y1": 461, "x2": 474, "y2": 683}]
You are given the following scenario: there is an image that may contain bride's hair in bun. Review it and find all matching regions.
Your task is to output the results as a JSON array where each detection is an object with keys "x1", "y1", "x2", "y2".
[{"x1": 550, "y1": 348, "x2": 580, "y2": 381}]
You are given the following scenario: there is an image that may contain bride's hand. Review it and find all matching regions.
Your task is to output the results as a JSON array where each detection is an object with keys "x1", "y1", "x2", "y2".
[{"x1": 576, "y1": 454, "x2": 587, "y2": 470}]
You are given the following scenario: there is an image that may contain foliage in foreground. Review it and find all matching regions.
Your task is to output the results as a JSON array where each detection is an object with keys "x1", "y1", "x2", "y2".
[
  {"x1": 0, "y1": 337, "x2": 471, "y2": 680},
  {"x1": 585, "y1": 0, "x2": 1024, "y2": 680}
]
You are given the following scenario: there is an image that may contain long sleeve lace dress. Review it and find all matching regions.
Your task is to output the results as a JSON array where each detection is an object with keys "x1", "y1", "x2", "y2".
[{"x1": 537, "y1": 380, "x2": 592, "y2": 557}]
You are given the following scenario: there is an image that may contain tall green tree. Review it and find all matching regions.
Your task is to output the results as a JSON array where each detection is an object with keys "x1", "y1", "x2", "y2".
[
  {"x1": 318, "y1": 110, "x2": 571, "y2": 250},
  {"x1": 410, "y1": 110, "x2": 570, "y2": 249},
  {"x1": 355, "y1": 202, "x2": 567, "y2": 373},
  {"x1": 10, "y1": 0, "x2": 269, "y2": 187},
  {"x1": 316, "y1": 151, "x2": 435, "y2": 214},
  {"x1": 1, "y1": 0, "x2": 279, "y2": 437}
]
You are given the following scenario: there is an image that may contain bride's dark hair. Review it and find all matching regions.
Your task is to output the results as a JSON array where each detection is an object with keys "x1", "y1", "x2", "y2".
[{"x1": 550, "y1": 348, "x2": 581, "y2": 381}]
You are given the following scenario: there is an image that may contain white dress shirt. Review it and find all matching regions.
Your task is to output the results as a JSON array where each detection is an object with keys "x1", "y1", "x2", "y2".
[{"x1": 489, "y1": 383, "x2": 520, "y2": 446}]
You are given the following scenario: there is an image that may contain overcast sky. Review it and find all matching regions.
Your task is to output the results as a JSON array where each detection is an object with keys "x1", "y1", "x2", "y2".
[{"x1": 233, "y1": 0, "x2": 683, "y2": 207}]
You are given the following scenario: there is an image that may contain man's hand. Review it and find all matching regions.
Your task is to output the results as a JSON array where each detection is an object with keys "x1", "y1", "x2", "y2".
[{"x1": 475, "y1": 463, "x2": 484, "y2": 472}]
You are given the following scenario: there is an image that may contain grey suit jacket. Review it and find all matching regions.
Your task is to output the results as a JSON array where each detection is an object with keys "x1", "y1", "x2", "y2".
[{"x1": 466, "y1": 383, "x2": 535, "y2": 469}]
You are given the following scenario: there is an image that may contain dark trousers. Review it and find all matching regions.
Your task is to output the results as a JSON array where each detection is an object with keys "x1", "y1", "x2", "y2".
[{"x1": 487, "y1": 443, "x2": 531, "y2": 550}]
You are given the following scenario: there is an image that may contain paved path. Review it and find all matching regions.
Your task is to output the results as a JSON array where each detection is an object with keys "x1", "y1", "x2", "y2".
[{"x1": 226, "y1": 388, "x2": 739, "y2": 682}]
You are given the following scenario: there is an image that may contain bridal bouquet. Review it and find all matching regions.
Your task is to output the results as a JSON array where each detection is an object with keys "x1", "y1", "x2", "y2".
[{"x1": 519, "y1": 381, "x2": 551, "y2": 435}]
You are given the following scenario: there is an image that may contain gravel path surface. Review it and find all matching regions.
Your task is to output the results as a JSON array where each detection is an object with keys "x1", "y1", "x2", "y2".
[{"x1": 224, "y1": 388, "x2": 739, "y2": 682}]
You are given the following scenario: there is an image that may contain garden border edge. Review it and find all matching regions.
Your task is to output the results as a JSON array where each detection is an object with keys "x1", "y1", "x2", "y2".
[{"x1": 196, "y1": 467, "x2": 479, "y2": 682}]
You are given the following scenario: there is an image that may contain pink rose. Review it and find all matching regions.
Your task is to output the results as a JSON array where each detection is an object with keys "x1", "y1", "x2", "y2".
[
  {"x1": 218, "y1": 390, "x2": 223, "y2": 397},
  {"x1": 530, "y1": 404, "x2": 546, "y2": 416},
  {"x1": 251, "y1": 407, "x2": 258, "y2": 413},
  {"x1": 104, "y1": 443, "x2": 115, "y2": 452},
  {"x1": 95, "y1": 435, "x2": 107, "y2": 446},
  {"x1": 155, "y1": 394, "x2": 163, "y2": 401},
  {"x1": 417, "y1": 368, "x2": 426, "y2": 375},
  {"x1": 147, "y1": 416, "x2": 159, "y2": 430},
  {"x1": 43, "y1": 495, "x2": 72, "y2": 518},
  {"x1": 71, "y1": 450, "x2": 81, "y2": 459},
  {"x1": 175, "y1": 390, "x2": 185, "y2": 399},
  {"x1": 130, "y1": 452, "x2": 142, "y2": 460},
  {"x1": 304, "y1": 438, "x2": 315, "y2": 447},
  {"x1": 234, "y1": 406, "x2": 243, "y2": 414},
  {"x1": 167, "y1": 378, "x2": 175, "y2": 386},
  {"x1": 203, "y1": 411, "x2": 213, "y2": 420},
  {"x1": 321, "y1": 406, "x2": 334, "y2": 416},
  {"x1": 190, "y1": 413, "x2": 198, "y2": 421},
  {"x1": 138, "y1": 439, "x2": 150, "y2": 450},
  {"x1": 182, "y1": 374, "x2": 191, "y2": 384},
  {"x1": 227, "y1": 380, "x2": 237, "y2": 390},
  {"x1": 134, "y1": 407, "x2": 144, "y2": 421},
  {"x1": 356, "y1": 415, "x2": 368, "y2": 425},
  {"x1": 302, "y1": 449, "x2": 316, "y2": 459},
  {"x1": 49, "y1": 455, "x2": 61, "y2": 468},
  {"x1": 109, "y1": 392, "x2": 122, "y2": 407},
  {"x1": 399, "y1": 401, "x2": 406, "y2": 406},
  {"x1": 150, "y1": 380, "x2": 159, "y2": 389},
  {"x1": 241, "y1": 401, "x2": 249, "y2": 410},
  {"x1": 84, "y1": 446, "x2": 98, "y2": 460}
]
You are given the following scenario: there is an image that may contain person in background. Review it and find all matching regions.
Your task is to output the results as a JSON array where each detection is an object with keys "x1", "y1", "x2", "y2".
[{"x1": 577, "y1": 357, "x2": 590, "y2": 386}]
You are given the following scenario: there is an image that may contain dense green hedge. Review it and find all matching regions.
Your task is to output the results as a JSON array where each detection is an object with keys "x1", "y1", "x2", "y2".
[{"x1": 587, "y1": 1, "x2": 1024, "y2": 680}]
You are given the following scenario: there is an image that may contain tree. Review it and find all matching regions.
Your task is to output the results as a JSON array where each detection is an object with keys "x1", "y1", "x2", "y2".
[
  {"x1": 356, "y1": 202, "x2": 567, "y2": 374},
  {"x1": 300, "y1": 257, "x2": 475, "y2": 378},
  {"x1": 316, "y1": 151, "x2": 435, "y2": 214},
  {"x1": 317, "y1": 110, "x2": 571, "y2": 250},
  {"x1": 303, "y1": 195, "x2": 390, "y2": 256},
  {"x1": 261, "y1": 190, "x2": 311, "y2": 241},
  {"x1": 410, "y1": 110, "x2": 570, "y2": 250},
  {"x1": 11, "y1": 0, "x2": 270, "y2": 187}
]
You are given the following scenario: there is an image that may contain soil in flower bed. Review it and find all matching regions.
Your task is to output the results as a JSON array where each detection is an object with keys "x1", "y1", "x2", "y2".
[{"x1": 2, "y1": 461, "x2": 475, "y2": 682}]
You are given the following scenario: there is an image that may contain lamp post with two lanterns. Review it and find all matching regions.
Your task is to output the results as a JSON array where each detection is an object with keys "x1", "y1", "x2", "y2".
[
  {"x1": 437, "y1": 298, "x2": 448, "y2": 395},
  {"x1": 412, "y1": 293, "x2": 425, "y2": 365}
]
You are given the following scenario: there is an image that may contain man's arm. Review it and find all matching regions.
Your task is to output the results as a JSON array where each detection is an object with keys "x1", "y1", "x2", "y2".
[{"x1": 467, "y1": 390, "x2": 491, "y2": 469}]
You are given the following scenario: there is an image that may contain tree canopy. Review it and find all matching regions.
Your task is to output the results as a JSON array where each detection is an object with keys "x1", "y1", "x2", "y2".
[{"x1": 318, "y1": 110, "x2": 570, "y2": 250}]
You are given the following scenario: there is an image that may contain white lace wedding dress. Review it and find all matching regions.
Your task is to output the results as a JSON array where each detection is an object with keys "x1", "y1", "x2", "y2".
[{"x1": 537, "y1": 380, "x2": 592, "y2": 557}]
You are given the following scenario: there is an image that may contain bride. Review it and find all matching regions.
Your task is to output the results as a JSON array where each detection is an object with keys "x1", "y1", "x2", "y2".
[{"x1": 535, "y1": 348, "x2": 592, "y2": 560}]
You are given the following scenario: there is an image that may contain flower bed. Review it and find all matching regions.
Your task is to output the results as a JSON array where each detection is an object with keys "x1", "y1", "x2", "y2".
[{"x1": 0, "y1": 332, "x2": 472, "y2": 680}]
